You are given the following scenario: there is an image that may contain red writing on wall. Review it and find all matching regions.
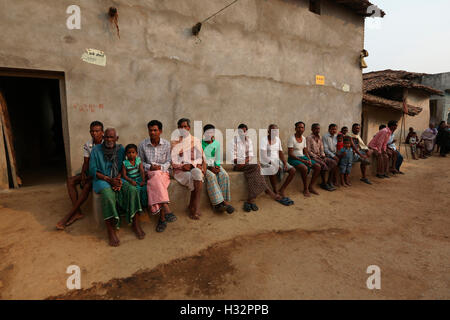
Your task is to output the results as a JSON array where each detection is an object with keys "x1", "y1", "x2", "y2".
[{"x1": 73, "y1": 103, "x2": 105, "y2": 113}]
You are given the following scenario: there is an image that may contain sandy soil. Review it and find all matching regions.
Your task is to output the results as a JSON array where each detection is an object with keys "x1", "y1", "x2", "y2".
[{"x1": 0, "y1": 156, "x2": 449, "y2": 300}]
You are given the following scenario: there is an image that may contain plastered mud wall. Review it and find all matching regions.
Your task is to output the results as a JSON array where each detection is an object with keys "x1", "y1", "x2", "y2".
[{"x1": 0, "y1": 0, "x2": 365, "y2": 174}]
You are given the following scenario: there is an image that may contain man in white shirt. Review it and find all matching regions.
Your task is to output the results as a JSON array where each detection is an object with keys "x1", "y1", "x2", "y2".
[
  {"x1": 56, "y1": 121, "x2": 103, "y2": 230},
  {"x1": 232, "y1": 123, "x2": 283, "y2": 212},
  {"x1": 260, "y1": 124, "x2": 295, "y2": 205},
  {"x1": 287, "y1": 121, "x2": 321, "y2": 197}
]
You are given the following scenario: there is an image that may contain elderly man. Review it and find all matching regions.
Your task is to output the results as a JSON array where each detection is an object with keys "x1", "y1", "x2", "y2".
[
  {"x1": 306, "y1": 123, "x2": 337, "y2": 191},
  {"x1": 138, "y1": 120, "x2": 176, "y2": 233},
  {"x1": 368, "y1": 120, "x2": 398, "y2": 179},
  {"x1": 347, "y1": 123, "x2": 373, "y2": 184},
  {"x1": 171, "y1": 118, "x2": 206, "y2": 220},
  {"x1": 90, "y1": 128, "x2": 145, "y2": 247}
]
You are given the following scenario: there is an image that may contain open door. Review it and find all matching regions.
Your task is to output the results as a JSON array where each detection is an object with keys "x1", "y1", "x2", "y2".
[
  {"x1": 0, "y1": 118, "x2": 9, "y2": 189},
  {"x1": 0, "y1": 91, "x2": 21, "y2": 188}
]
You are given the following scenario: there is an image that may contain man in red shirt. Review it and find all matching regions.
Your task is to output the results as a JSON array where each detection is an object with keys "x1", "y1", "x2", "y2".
[{"x1": 368, "y1": 120, "x2": 398, "y2": 179}]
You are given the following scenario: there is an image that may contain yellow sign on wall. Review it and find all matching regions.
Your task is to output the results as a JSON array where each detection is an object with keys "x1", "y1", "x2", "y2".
[{"x1": 315, "y1": 75, "x2": 325, "y2": 85}]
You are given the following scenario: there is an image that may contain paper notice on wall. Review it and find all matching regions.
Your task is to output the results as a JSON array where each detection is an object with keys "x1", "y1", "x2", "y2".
[
  {"x1": 315, "y1": 75, "x2": 325, "y2": 85},
  {"x1": 81, "y1": 49, "x2": 106, "y2": 67}
]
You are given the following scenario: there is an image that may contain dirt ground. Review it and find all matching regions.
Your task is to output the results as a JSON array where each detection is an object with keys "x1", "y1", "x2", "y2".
[{"x1": 0, "y1": 156, "x2": 449, "y2": 300}]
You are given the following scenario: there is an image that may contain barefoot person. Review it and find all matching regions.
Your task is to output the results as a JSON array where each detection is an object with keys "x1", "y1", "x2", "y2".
[
  {"x1": 90, "y1": 128, "x2": 145, "y2": 246},
  {"x1": 306, "y1": 123, "x2": 337, "y2": 191},
  {"x1": 202, "y1": 124, "x2": 235, "y2": 213},
  {"x1": 287, "y1": 121, "x2": 321, "y2": 197},
  {"x1": 56, "y1": 121, "x2": 103, "y2": 230},
  {"x1": 138, "y1": 120, "x2": 176, "y2": 232},
  {"x1": 368, "y1": 120, "x2": 398, "y2": 179},
  {"x1": 259, "y1": 124, "x2": 295, "y2": 205},
  {"x1": 347, "y1": 123, "x2": 373, "y2": 184},
  {"x1": 171, "y1": 118, "x2": 206, "y2": 220},
  {"x1": 121, "y1": 144, "x2": 148, "y2": 208},
  {"x1": 231, "y1": 124, "x2": 284, "y2": 212}
]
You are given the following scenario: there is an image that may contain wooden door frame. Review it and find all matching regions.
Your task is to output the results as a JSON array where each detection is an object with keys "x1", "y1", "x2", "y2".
[{"x1": 0, "y1": 67, "x2": 72, "y2": 186}]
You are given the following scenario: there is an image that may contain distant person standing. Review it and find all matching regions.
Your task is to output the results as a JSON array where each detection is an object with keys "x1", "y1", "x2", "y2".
[{"x1": 436, "y1": 121, "x2": 450, "y2": 157}]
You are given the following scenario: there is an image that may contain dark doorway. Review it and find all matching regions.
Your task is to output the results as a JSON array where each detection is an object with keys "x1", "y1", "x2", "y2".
[{"x1": 0, "y1": 76, "x2": 67, "y2": 187}]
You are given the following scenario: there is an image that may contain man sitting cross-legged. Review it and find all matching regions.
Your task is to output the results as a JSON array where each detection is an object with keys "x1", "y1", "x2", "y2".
[{"x1": 90, "y1": 128, "x2": 145, "y2": 247}]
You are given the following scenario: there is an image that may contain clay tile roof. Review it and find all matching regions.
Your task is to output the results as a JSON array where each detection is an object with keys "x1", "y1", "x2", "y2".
[
  {"x1": 363, "y1": 69, "x2": 444, "y2": 96},
  {"x1": 332, "y1": 0, "x2": 386, "y2": 17},
  {"x1": 363, "y1": 93, "x2": 423, "y2": 116}
]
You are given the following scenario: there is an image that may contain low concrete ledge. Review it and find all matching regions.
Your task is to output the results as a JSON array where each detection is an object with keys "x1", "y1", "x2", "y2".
[{"x1": 85, "y1": 161, "x2": 376, "y2": 229}]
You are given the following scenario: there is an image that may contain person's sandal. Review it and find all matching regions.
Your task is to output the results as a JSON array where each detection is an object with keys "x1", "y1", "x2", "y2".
[
  {"x1": 226, "y1": 205, "x2": 235, "y2": 214},
  {"x1": 360, "y1": 178, "x2": 373, "y2": 185},
  {"x1": 243, "y1": 202, "x2": 252, "y2": 212},
  {"x1": 250, "y1": 203, "x2": 259, "y2": 211},
  {"x1": 285, "y1": 197, "x2": 294, "y2": 205},
  {"x1": 214, "y1": 203, "x2": 227, "y2": 213},
  {"x1": 165, "y1": 213, "x2": 177, "y2": 223},
  {"x1": 277, "y1": 198, "x2": 291, "y2": 206},
  {"x1": 156, "y1": 219, "x2": 167, "y2": 232}
]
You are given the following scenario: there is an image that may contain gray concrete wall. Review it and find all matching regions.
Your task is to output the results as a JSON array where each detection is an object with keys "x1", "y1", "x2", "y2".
[
  {"x1": 420, "y1": 73, "x2": 450, "y2": 123},
  {"x1": 0, "y1": 0, "x2": 365, "y2": 175},
  {"x1": 421, "y1": 73, "x2": 450, "y2": 91}
]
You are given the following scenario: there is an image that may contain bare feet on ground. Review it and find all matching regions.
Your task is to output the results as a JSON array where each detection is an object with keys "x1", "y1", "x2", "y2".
[
  {"x1": 132, "y1": 219, "x2": 146, "y2": 240},
  {"x1": 107, "y1": 228, "x2": 120, "y2": 247},
  {"x1": 65, "y1": 212, "x2": 84, "y2": 226},
  {"x1": 55, "y1": 221, "x2": 65, "y2": 230}
]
